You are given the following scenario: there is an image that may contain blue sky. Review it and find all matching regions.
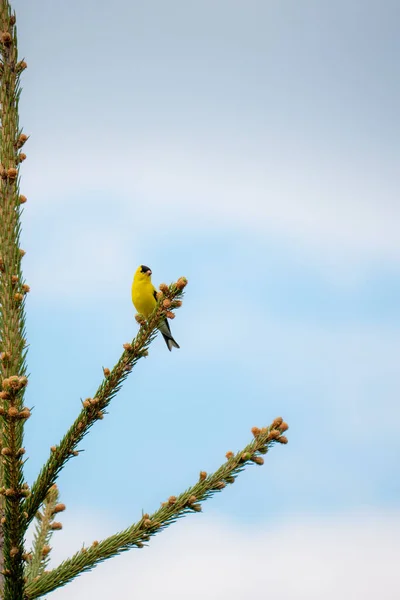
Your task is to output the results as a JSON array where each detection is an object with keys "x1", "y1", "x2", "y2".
[{"x1": 11, "y1": 0, "x2": 400, "y2": 597}]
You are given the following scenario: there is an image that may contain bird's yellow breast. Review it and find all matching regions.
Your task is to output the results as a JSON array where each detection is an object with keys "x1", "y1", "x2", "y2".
[{"x1": 131, "y1": 278, "x2": 156, "y2": 317}]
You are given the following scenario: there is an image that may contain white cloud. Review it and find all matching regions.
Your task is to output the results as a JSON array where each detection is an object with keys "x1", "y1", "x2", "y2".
[
  {"x1": 22, "y1": 132, "x2": 400, "y2": 269},
  {"x1": 32, "y1": 510, "x2": 400, "y2": 599}
]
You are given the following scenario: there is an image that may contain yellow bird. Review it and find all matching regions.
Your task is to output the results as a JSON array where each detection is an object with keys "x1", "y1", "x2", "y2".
[{"x1": 131, "y1": 265, "x2": 180, "y2": 351}]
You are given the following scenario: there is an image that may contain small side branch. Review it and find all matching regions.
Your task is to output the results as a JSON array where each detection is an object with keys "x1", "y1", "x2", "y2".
[
  {"x1": 23, "y1": 280, "x2": 187, "y2": 524},
  {"x1": 24, "y1": 419, "x2": 288, "y2": 600},
  {"x1": 24, "y1": 484, "x2": 65, "y2": 584}
]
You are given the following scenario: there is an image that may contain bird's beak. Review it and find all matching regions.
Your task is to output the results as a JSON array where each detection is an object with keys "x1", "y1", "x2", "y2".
[{"x1": 147, "y1": 270, "x2": 152, "y2": 276}]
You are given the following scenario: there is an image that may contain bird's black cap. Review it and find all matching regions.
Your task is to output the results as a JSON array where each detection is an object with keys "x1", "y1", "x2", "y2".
[{"x1": 140, "y1": 265, "x2": 151, "y2": 273}]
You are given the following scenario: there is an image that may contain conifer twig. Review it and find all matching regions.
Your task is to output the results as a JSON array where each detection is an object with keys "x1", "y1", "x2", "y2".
[
  {"x1": 23, "y1": 280, "x2": 187, "y2": 525},
  {"x1": 24, "y1": 419, "x2": 288, "y2": 599},
  {"x1": 24, "y1": 484, "x2": 65, "y2": 584},
  {"x1": 0, "y1": 2, "x2": 29, "y2": 598}
]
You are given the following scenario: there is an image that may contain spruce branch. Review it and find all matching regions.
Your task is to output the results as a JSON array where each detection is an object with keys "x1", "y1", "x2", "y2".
[
  {"x1": 0, "y1": 2, "x2": 29, "y2": 598},
  {"x1": 24, "y1": 484, "x2": 65, "y2": 584},
  {"x1": 24, "y1": 418, "x2": 289, "y2": 600},
  {"x1": 23, "y1": 280, "x2": 187, "y2": 525}
]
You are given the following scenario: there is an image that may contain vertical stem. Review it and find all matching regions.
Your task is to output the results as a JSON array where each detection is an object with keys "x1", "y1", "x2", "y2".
[{"x1": 0, "y1": 2, "x2": 28, "y2": 598}]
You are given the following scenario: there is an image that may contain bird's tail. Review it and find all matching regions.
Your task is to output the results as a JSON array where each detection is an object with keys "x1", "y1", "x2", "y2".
[
  {"x1": 158, "y1": 319, "x2": 180, "y2": 351},
  {"x1": 162, "y1": 332, "x2": 180, "y2": 351}
]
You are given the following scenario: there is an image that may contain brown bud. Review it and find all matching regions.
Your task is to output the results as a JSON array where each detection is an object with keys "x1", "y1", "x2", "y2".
[
  {"x1": 251, "y1": 456, "x2": 264, "y2": 465},
  {"x1": 225, "y1": 476, "x2": 235, "y2": 484},
  {"x1": 97, "y1": 411, "x2": 104, "y2": 419},
  {"x1": 1, "y1": 448, "x2": 12, "y2": 456},
  {"x1": 72, "y1": 450, "x2": 79, "y2": 457},
  {"x1": 8, "y1": 407, "x2": 18, "y2": 418},
  {"x1": 162, "y1": 299, "x2": 171, "y2": 308},
  {"x1": 135, "y1": 313, "x2": 146, "y2": 325},
  {"x1": 251, "y1": 426, "x2": 261, "y2": 438},
  {"x1": 136, "y1": 541, "x2": 144, "y2": 548},
  {"x1": 159, "y1": 283, "x2": 169, "y2": 293},
  {"x1": 10, "y1": 15, "x2": 16, "y2": 25},
  {"x1": 91, "y1": 540, "x2": 99, "y2": 547},
  {"x1": 3, "y1": 376, "x2": 14, "y2": 389},
  {"x1": 10, "y1": 547, "x2": 19, "y2": 558},
  {"x1": 16, "y1": 448, "x2": 25, "y2": 457},
  {"x1": 16, "y1": 134, "x2": 29, "y2": 148},
  {"x1": 19, "y1": 195, "x2": 27, "y2": 204},
  {"x1": 50, "y1": 522, "x2": 62, "y2": 530},
  {"x1": 225, "y1": 451, "x2": 234, "y2": 460},
  {"x1": 103, "y1": 367, "x2": 110, "y2": 378},
  {"x1": 53, "y1": 503, "x2": 66, "y2": 514},
  {"x1": 0, "y1": 391, "x2": 9, "y2": 400},
  {"x1": 42, "y1": 545, "x2": 51, "y2": 557},
  {"x1": 0, "y1": 352, "x2": 10, "y2": 362},
  {"x1": 19, "y1": 248, "x2": 26, "y2": 257},
  {"x1": 173, "y1": 300, "x2": 182, "y2": 308},
  {"x1": 22, "y1": 553, "x2": 32, "y2": 561},
  {"x1": 50, "y1": 446, "x2": 57, "y2": 453},
  {"x1": 0, "y1": 517, "x2": 5, "y2": 524},
  {"x1": 16, "y1": 60, "x2": 27, "y2": 72},
  {"x1": 1, "y1": 32, "x2": 12, "y2": 46},
  {"x1": 199, "y1": 471, "x2": 207, "y2": 481},
  {"x1": 175, "y1": 277, "x2": 188, "y2": 290},
  {"x1": 18, "y1": 152, "x2": 27, "y2": 163},
  {"x1": 7, "y1": 167, "x2": 18, "y2": 179},
  {"x1": 166, "y1": 311, "x2": 175, "y2": 319},
  {"x1": 143, "y1": 519, "x2": 152, "y2": 528},
  {"x1": 214, "y1": 481, "x2": 226, "y2": 490},
  {"x1": 279, "y1": 421, "x2": 289, "y2": 432},
  {"x1": 19, "y1": 408, "x2": 31, "y2": 419},
  {"x1": 22, "y1": 284, "x2": 30, "y2": 293},
  {"x1": 271, "y1": 417, "x2": 283, "y2": 429},
  {"x1": 168, "y1": 496, "x2": 177, "y2": 505},
  {"x1": 14, "y1": 292, "x2": 23, "y2": 302},
  {"x1": 187, "y1": 495, "x2": 197, "y2": 504},
  {"x1": 123, "y1": 343, "x2": 132, "y2": 351},
  {"x1": 277, "y1": 435, "x2": 288, "y2": 444},
  {"x1": 191, "y1": 503, "x2": 202, "y2": 512},
  {"x1": 268, "y1": 429, "x2": 281, "y2": 440}
]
